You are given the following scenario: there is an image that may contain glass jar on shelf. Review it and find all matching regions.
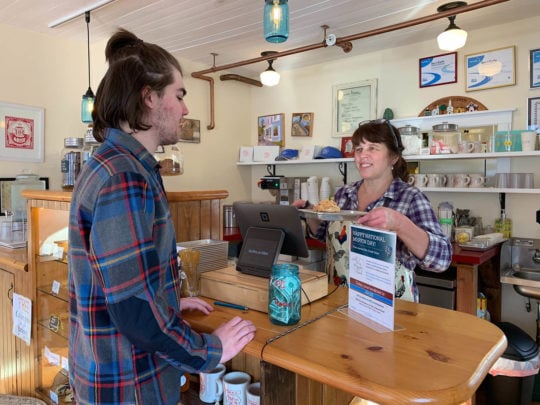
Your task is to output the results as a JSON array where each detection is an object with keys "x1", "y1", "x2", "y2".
[{"x1": 61, "y1": 137, "x2": 84, "y2": 190}]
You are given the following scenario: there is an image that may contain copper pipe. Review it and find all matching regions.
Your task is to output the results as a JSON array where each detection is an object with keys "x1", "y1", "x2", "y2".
[
  {"x1": 220, "y1": 74, "x2": 262, "y2": 87},
  {"x1": 191, "y1": 72, "x2": 215, "y2": 130},
  {"x1": 191, "y1": 0, "x2": 508, "y2": 76},
  {"x1": 191, "y1": 0, "x2": 509, "y2": 130}
]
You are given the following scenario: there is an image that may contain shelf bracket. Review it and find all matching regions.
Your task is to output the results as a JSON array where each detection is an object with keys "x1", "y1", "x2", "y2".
[
  {"x1": 266, "y1": 165, "x2": 276, "y2": 176},
  {"x1": 338, "y1": 162, "x2": 348, "y2": 184}
]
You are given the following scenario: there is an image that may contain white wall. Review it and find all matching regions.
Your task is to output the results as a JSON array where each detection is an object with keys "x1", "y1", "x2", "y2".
[{"x1": 1, "y1": 15, "x2": 540, "y2": 336}]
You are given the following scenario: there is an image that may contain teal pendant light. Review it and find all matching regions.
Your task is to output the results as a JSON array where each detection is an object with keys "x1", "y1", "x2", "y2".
[
  {"x1": 81, "y1": 11, "x2": 95, "y2": 123},
  {"x1": 264, "y1": 0, "x2": 289, "y2": 43}
]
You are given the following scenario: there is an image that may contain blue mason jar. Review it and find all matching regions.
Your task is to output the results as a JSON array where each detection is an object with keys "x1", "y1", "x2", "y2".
[{"x1": 268, "y1": 263, "x2": 301, "y2": 325}]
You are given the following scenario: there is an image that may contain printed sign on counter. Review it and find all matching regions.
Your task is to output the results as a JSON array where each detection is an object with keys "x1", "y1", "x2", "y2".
[{"x1": 348, "y1": 224, "x2": 396, "y2": 331}]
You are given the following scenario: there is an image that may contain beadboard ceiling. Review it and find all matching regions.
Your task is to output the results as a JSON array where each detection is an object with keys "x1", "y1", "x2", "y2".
[{"x1": 0, "y1": 0, "x2": 539, "y2": 76}]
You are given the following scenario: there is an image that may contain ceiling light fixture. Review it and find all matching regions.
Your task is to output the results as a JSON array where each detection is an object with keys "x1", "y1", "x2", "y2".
[
  {"x1": 437, "y1": 2, "x2": 468, "y2": 51},
  {"x1": 259, "y1": 51, "x2": 280, "y2": 86},
  {"x1": 264, "y1": 0, "x2": 289, "y2": 43},
  {"x1": 192, "y1": 0, "x2": 508, "y2": 130},
  {"x1": 81, "y1": 11, "x2": 95, "y2": 123}
]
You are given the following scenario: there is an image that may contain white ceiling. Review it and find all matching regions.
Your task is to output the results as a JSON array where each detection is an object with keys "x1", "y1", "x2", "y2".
[{"x1": 0, "y1": 0, "x2": 539, "y2": 77}]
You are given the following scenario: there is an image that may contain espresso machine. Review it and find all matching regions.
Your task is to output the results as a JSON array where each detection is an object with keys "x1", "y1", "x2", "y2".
[{"x1": 259, "y1": 176, "x2": 308, "y2": 205}]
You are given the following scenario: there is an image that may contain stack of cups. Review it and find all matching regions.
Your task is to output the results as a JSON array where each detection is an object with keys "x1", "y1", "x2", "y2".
[
  {"x1": 307, "y1": 176, "x2": 319, "y2": 205},
  {"x1": 319, "y1": 177, "x2": 331, "y2": 201}
]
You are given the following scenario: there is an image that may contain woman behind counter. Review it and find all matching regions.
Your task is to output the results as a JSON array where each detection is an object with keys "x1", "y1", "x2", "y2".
[{"x1": 297, "y1": 120, "x2": 452, "y2": 302}]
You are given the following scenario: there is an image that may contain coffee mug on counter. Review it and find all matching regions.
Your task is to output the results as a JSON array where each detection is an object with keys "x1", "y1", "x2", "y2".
[
  {"x1": 453, "y1": 174, "x2": 471, "y2": 188},
  {"x1": 469, "y1": 174, "x2": 487, "y2": 188},
  {"x1": 223, "y1": 371, "x2": 251, "y2": 405},
  {"x1": 199, "y1": 363, "x2": 226, "y2": 403},
  {"x1": 246, "y1": 382, "x2": 261, "y2": 405}
]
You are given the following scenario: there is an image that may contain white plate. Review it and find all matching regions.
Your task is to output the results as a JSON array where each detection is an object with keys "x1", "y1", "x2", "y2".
[{"x1": 299, "y1": 209, "x2": 367, "y2": 221}]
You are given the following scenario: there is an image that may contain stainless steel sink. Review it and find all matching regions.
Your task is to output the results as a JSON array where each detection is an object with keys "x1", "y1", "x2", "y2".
[
  {"x1": 501, "y1": 269, "x2": 540, "y2": 299},
  {"x1": 513, "y1": 270, "x2": 540, "y2": 282},
  {"x1": 499, "y1": 239, "x2": 540, "y2": 299}
]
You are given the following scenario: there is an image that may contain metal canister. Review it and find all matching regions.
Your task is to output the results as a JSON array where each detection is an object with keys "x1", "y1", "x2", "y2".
[
  {"x1": 223, "y1": 205, "x2": 237, "y2": 228},
  {"x1": 268, "y1": 263, "x2": 301, "y2": 326}
]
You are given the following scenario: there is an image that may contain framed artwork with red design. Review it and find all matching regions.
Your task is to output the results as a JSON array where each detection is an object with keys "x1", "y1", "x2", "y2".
[{"x1": 0, "y1": 102, "x2": 44, "y2": 162}]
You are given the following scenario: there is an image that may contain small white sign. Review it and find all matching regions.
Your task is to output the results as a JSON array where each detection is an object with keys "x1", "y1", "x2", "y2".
[
  {"x1": 348, "y1": 224, "x2": 396, "y2": 331},
  {"x1": 12, "y1": 292, "x2": 32, "y2": 345}
]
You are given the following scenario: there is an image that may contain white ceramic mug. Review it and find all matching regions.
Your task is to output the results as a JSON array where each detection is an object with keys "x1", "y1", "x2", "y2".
[
  {"x1": 427, "y1": 173, "x2": 446, "y2": 188},
  {"x1": 411, "y1": 173, "x2": 428, "y2": 187},
  {"x1": 223, "y1": 371, "x2": 251, "y2": 405},
  {"x1": 521, "y1": 131, "x2": 537, "y2": 151},
  {"x1": 199, "y1": 363, "x2": 226, "y2": 403},
  {"x1": 453, "y1": 174, "x2": 471, "y2": 188},
  {"x1": 458, "y1": 141, "x2": 474, "y2": 154},
  {"x1": 246, "y1": 382, "x2": 261, "y2": 405},
  {"x1": 469, "y1": 174, "x2": 486, "y2": 188}
]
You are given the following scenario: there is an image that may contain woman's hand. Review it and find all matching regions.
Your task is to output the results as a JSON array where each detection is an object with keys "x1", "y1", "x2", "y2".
[
  {"x1": 180, "y1": 297, "x2": 214, "y2": 315},
  {"x1": 356, "y1": 207, "x2": 402, "y2": 232}
]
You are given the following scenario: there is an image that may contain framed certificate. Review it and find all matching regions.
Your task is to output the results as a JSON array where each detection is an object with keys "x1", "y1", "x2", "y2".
[
  {"x1": 527, "y1": 96, "x2": 540, "y2": 129},
  {"x1": 419, "y1": 52, "x2": 457, "y2": 88},
  {"x1": 332, "y1": 79, "x2": 377, "y2": 137},
  {"x1": 530, "y1": 48, "x2": 540, "y2": 88},
  {"x1": 465, "y1": 46, "x2": 515, "y2": 91}
]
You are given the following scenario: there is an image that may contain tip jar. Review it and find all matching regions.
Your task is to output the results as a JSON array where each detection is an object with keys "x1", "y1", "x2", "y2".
[{"x1": 268, "y1": 263, "x2": 301, "y2": 326}]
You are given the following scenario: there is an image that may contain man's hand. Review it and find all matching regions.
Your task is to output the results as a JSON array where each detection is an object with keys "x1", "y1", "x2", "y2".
[{"x1": 212, "y1": 316, "x2": 256, "y2": 363}]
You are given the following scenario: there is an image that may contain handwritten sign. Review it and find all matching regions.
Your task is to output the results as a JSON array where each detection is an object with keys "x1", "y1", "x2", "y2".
[{"x1": 12, "y1": 293, "x2": 32, "y2": 345}]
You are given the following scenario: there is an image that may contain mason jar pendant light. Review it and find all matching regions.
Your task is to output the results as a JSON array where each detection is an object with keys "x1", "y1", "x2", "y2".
[
  {"x1": 264, "y1": 0, "x2": 289, "y2": 43},
  {"x1": 81, "y1": 10, "x2": 95, "y2": 123}
]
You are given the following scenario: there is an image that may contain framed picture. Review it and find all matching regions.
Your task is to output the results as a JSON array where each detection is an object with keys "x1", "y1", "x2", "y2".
[
  {"x1": 332, "y1": 79, "x2": 377, "y2": 137},
  {"x1": 419, "y1": 52, "x2": 457, "y2": 88},
  {"x1": 291, "y1": 112, "x2": 314, "y2": 137},
  {"x1": 340, "y1": 137, "x2": 355, "y2": 158},
  {"x1": 0, "y1": 102, "x2": 44, "y2": 162},
  {"x1": 0, "y1": 177, "x2": 49, "y2": 215},
  {"x1": 178, "y1": 118, "x2": 201, "y2": 143},
  {"x1": 257, "y1": 114, "x2": 285, "y2": 146},
  {"x1": 527, "y1": 96, "x2": 540, "y2": 130},
  {"x1": 530, "y1": 48, "x2": 540, "y2": 88},
  {"x1": 465, "y1": 46, "x2": 516, "y2": 91}
]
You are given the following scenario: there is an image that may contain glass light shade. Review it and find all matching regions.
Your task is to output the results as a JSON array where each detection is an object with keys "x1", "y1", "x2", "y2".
[
  {"x1": 260, "y1": 69, "x2": 280, "y2": 87},
  {"x1": 437, "y1": 28, "x2": 468, "y2": 51},
  {"x1": 81, "y1": 87, "x2": 95, "y2": 123},
  {"x1": 264, "y1": 0, "x2": 289, "y2": 43}
]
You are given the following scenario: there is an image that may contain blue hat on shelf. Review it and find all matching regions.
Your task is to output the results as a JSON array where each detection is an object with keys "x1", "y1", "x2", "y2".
[
  {"x1": 275, "y1": 148, "x2": 299, "y2": 161},
  {"x1": 314, "y1": 146, "x2": 343, "y2": 159}
]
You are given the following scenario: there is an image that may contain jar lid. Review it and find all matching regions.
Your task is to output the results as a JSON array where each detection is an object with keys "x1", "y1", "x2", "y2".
[
  {"x1": 64, "y1": 137, "x2": 84, "y2": 147},
  {"x1": 432, "y1": 122, "x2": 458, "y2": 131},
  {"x1": 398, "y1": 125, "x2": 419, "y2": 135}
]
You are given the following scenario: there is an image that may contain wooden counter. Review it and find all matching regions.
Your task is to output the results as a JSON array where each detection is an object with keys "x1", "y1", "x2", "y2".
[{"x1": 184, "y1": 287, "x2": 507, "y2": 405}]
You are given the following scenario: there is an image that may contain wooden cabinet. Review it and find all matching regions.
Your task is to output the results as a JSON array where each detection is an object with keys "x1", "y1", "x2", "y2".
[
  {"x1": 0, "y1": 246, "x2": 33, "y2": 396},
  {"x1": 24, "y1": 192, "x2": 71, "y2": 404}
]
